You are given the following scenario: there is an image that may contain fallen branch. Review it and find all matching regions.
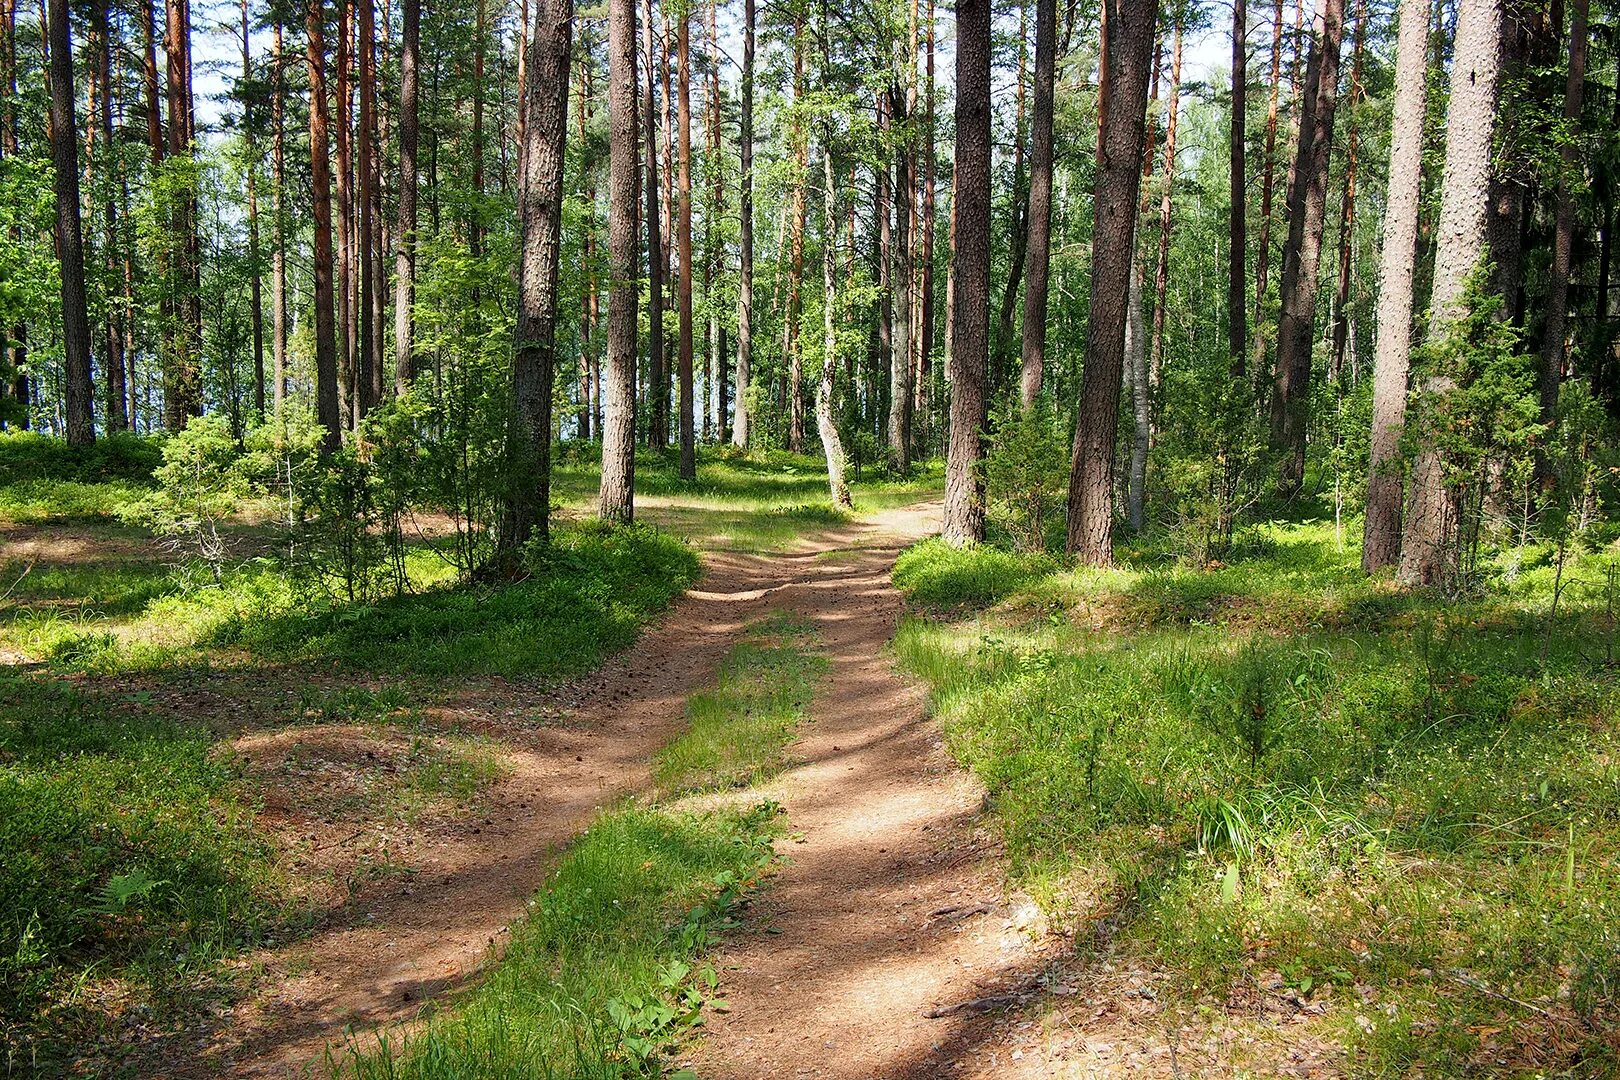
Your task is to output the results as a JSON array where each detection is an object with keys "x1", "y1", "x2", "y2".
[{"x1": 924, "y1": 991, "x2": 1031, "y2": 1019}]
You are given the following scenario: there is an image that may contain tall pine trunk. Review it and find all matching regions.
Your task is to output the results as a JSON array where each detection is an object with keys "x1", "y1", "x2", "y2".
[
  {"x1": 242, "y1": 0, "x2": 266, "y2": 418},
  {"x1": 502, "y1": 0, "x2": 573, "y2": 557},
  {"x1": 943, "y1": 0, "x2": 992, "y2": 545},
  {"x1": 1066, "y1": 0, "x2": 1157, "y2": 564},
  {"x1": 599, "y1": 0, "x2": 637, "y2": 522},
  {"x1": 49, "y1": 0, "x2": 94, "y2": 445},
  {"x1": 1018, "y1": 0, "x2": 1055, "y2": 409},
  {"x1": 393, "y1": 0, "x2": 418, "y2": 389},
  {"x1": 732, "y1": 0, "x2": 753, "y2": 447},
  {"x1": 642, "y1": 0, "x2": 664, "y2": 446},
  {"x1": 1361, "y1": 0, "x2": 1427, "y2": 572},
  {"x1": 1398, "y1": 0, "x2": 1501, "y2": 586},
  {"x1": 1537, "y1": 0, "x2": 1587, "y2": 442},
  {"x1": 819, "y1": 128, "x2": 851, "y2": 507},
  {"x1": 98, "y1": 0, "x2": 128, "y2": 431},
  {"x1": 675, "y1": 7, "x2": 695, "y2": 480},
  {"x1": 306, "y1": 0, "x2": 341, "y2": 449},
  {"x1": 272, "y1": 19, "x2": 289, "y2": 406},
  {"x1": 1268, "y1": 0, "x2": 1345, "y2": 496},
  {"x1": 1228, "y1": 0, "x2": 1247, "y2": 372}
]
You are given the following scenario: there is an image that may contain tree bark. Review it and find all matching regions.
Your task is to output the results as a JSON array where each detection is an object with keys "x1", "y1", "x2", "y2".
[
  {"x1": 819, "y1": 130, "x2": 851, "y2": 507},
  {"x1": 1361, "y1": 0, "x2": 1428, "y2": 572},
  {"x1": 1065, "y1": 0, "x2": 1157, "y2": 564},
  {"x1": 1398, "y1": 0, "x2": 1501, "y2": 586},
  {"x1": 1268, "y1": 0, "x2": 1344, "y2": 496},
  {"x1": 1329, "y1": 0, "x2": 1365, "y2": 385},
  {"x1": 503, "y1": 0, "x2": 572, "y2": 556},
  {"x1": 675, "y1": 6, "x2": 695, "y2": 480},
  {"x1": 241, "y1": 0, "x2": 266, "y2": 419},
  {"x1": 307, "y1": 0, "x2": 342, "y2": 450},
  {"x1": 1536, "y1": 0, "x2": 1586, "y2": 439},
  {"x1": 358, "y1": 0, "x2": 380, "y2": 415},
  {"x1": 49, "y1": 0, "x2": 94, "y2": 445},
  {"x1": 272, "y1": 19, "x2": 289, "y2": 407},
  {"x1": 642, "y1": 0, "x2": 664, "y2": 447},
  {"x1": 394, "y1": 0, "x2": 418, "y2": 390},
  {"x1": 1147, "y1": 21, "x2": 1182, "y2": 399},
  {"x1": 943, "y1": 0, "x2": 993, "y2": 545},
  {"x1": 785, "y1": 27, "x2": 807, "y2": 454},
  {"x1": 915, "y1": 0, "x2": 935, "y2": 456},
  {"x1": 1254, "y1": 0, "x2": 1284, "y2": 328},
  {"x1": 164, "y1": 0, "x2": 201, "y2": 427},
  {"x1": 732, "y1": 0, "x2": 754, "y2": 447},
  {"x1": 600, "y1": 0, "x2": 638, "y2": 522},
  {"x1": 1018, "y1": 0, "x2": 1056, "y2": 409},
  {"x1": 889, "y1": 89, "x2": 913, "y2": 472},
  {"x1": 1228, "y1": 0, "x2": 1247, "y2": 373},
  {"x1": 98, "y1": 0, "x2": 127, "y2": 431}
]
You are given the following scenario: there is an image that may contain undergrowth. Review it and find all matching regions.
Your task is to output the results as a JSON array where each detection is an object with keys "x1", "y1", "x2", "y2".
[{"x1": 894, "y1": 519, "x2": 1620, "y2": 1075}]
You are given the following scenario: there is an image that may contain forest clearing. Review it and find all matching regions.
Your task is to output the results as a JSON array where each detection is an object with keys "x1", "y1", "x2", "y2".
[{"x1": 4, "y1": 0, "x2": 1620, "y2": 1070}]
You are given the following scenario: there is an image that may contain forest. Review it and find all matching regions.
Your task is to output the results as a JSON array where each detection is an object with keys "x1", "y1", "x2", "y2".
[{"x1": 2, "y1": 0, "x2": 1619, "y2": 1069}]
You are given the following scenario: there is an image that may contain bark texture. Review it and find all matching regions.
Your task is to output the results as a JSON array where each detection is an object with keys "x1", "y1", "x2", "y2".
[
  {"x1": 1018, "y1": 0, "x2": 1056, "y2": 409},
  {"x1": 49, "y1": 0, "x2": 94, "y2": 445},
  {"x1": 599, "y1": 0, "x2": 638, "y2": 523}
]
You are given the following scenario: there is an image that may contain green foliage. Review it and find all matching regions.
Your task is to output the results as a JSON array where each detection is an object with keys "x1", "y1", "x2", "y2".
[
  {"x1": 894, "y1": 521, "x2": 1620, "y2": 1071},
  {"x1": 335, "y1": 803, "x2": 780, "y2": 1078},
  {"x1": 0, "y1": 674, "x2": 279, "y2": 1063},
  {"x1": 655, "y1": 615, "x2": 827, "y2": 794},
  {"x1": 983, "y1": 404, "x2": 1068, "y2": 553},
  {"x1": 134, "y1": 415, "x2": 250, "y2": 580},
  {"x1": 892, "y1": 538, "x2": 1053, "y2": 610}
]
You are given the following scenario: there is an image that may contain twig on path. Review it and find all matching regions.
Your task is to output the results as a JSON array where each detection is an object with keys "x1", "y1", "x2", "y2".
[
  {"x1": 924, "y1": 990, "x2": 1033, "y2": 1019},
  {"x1": 926, "y1": 902, "x2": 992, "y2": 924},
  {"x1": 1448, "y1": 971, "x2": 1563, "y2": 1022}
]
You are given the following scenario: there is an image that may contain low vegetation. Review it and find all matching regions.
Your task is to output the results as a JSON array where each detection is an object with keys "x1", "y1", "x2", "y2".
[{"x1": 894, "y1": 517, "x2": 1620, "y2": 1075}]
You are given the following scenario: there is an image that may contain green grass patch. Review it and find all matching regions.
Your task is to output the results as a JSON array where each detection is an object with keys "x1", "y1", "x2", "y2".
[
  {"x1": 335, "y1": 802, "x2": 781, "y2": 1079},
  {"x1": 0, "y1": 431, "x2": 160, "y2": 523},
  {"x1": 892, "y1": 538, "x2": 1055, "y2": 611},
  {"x1": 0, "y1": 673, "x2": 283, "y2": 1065},
  {"x1": 655, "y1": 614, "x2": 826, "y2": 795},
  {"x1": 893, "y1": 519, "x2": 1620, "y2": 1073}
]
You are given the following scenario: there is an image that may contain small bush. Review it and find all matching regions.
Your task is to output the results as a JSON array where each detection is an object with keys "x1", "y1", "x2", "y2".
[{"x1": 892, "y1": 538, "x2": 1052, "y2": 610}]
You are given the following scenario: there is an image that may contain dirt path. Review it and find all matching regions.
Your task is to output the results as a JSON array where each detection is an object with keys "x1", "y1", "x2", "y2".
[
  {"x1": 688, "y1": 508, "x2": 1062, "y2": 1080},
  {"x1": 197, "y1": 503, "x2": 951, "y2": 1077}
]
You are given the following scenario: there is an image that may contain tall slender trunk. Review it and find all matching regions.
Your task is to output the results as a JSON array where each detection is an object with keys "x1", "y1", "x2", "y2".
[
  {"x1": 334, "y1": 0, "x2": 354, "y2": 427},
  {"x1": 1254, "y1": 0, "x2": 1284, "y2": 327},
  {"x1": 785, "y1": 27, "x2": 806, "y2": 453},
  {"x1": 1362, "y1": 0, "x2": 1429, "y2": 572},
  {"x1": 1065, "y1": 0, "x2": 1158, "y2": 564},
  {"x1": 272, "y1": 19, "x2": 289, "y2": 406},
  {"x1": 394, "y1": 0, "x2": 418, "y2": 390},
  {"x1": 49, "y1": 0, "x2": 94, "y2": 444},
  {"x1": 241, "y1": 0, "x2": 266, "y2": 418},
  {"x1": 577, "y1": 41, "x2": 595, "y2": 439},
  {"x1": 358, "y1": 0, "x2": 381, "y2": 413},
  {"x1": 164, "y1": 0, "x2": 200, "y2": 426},
  {"x1": 1398, "y1": 0, "x2": 1502, "y2": 586},
  {"x1": 1268, "y1": 0, "x2": 1345, "y2": 496},
  {"x1": 943, "y1": 0, "x2": 992, "y2": 545},
  {"x1": 1124, "y1": 33, "x2": 1161, "y2": 533},
  {"x1": 98, "y1": 0, "x2": 127, "y2": 430},
  {"x1": 707, "y1": 0, "x2": 725, "y2": 442},
  {"x1": 642, "y1": 0, "x2": 664, "y2": 446},
  {"x1": 1147, "y1": 22, "x2": 1182, "y2": 399},
  {"x1": 915, "y1": 0, "x2": 935, "y2": 453},
  {"x1": 1228, "y1": 0, "x2": 1247, "y2": 373},
  {"x1": 599, "y1": 0, "x2": 638, "y2": 522},
  {"x1": 875, "y1": 93, "x2": 892, "y2": 444},
  {"x1": 675, "y1": 6, "x2": 695, "y2": 480},
  {"x1": 502, "y1": 0, "x2": 573, "y2": 558},
  {"x1": 993, "y1": 3, "x2": 1029, "y2": 382},
  {"x1": 732, "y1": 0, "x2": 754, "y2": 447},
  {"x1": 888, "y1": 87, "x2": 913, "y2": 471},
  {"x1": 1329, "y1": 0, "x2": 1365, "y2": 385},
  {"x1": 307, "y1": 0, "x2": 341, "y2": 449},
  {"x1": 1018, "y1": 0, "x2": 1056, "y2": 409},
  {"x1": 819, "y1": 128, "x2": 850, "y2": 506},
  {"x1": 1537, "y1": 0, "x2": 1587, "y2": 440}
]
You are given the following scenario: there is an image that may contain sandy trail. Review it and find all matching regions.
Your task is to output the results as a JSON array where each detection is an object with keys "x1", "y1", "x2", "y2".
[
  {"x1": 689, "y1": 504, "x2": 1060, "y2": 1080},
  {"x1": 202, "y1": 503, "x2": 956, "y2": 1077}
]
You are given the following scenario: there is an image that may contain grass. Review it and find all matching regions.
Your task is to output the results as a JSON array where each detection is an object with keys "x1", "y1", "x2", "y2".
[
  {"x1": 655, "y1": 614, "x2": 826, "y2": 795},
  {"x1": 892, "y1": 517, "x2": 1620, "y2": 1075},
  {"x1": 335, "y1": 609, "x2": 826, "y2": 1078},
  {"x1": 0, "y1": 430, "x2": 159, "y2": 524},
  {"x1": 0, "y1": 674, "x2": 283, "y2": 1067}
]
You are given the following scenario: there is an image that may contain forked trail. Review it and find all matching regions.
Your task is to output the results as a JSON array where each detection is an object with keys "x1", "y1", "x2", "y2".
[{"x1": 211, "y1": 500, "x2": 1041, "y2": 1077}]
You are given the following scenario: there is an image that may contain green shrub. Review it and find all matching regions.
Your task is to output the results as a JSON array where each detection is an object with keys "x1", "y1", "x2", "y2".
[{"x1": 892, "y1": 538, "x2": 1051, "y2": 610}]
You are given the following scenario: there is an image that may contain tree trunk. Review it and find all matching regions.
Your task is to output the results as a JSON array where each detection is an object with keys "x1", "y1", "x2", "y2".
[
  {"x1": 357, "y1": 0, "x2": 380, "y2": 415},
  {"x1": 1361, "y1": 0, "x2": 1428, "y2": 573},
  {"x1": 732, "y1": 0, "x2": 754, "y2": 447},
  {"x1": 993, "y1": 5, "x2": 1029, "y2": 385},
  {"x1": 98, "y1": 0, "x2": 127, "y2": 431},
  {"x1": 1254, "y1": 0, "x2": 1284, "y2": 327},
  {"x1": 642, "y1": 0, "x2": 664, "y2": 447},
  {"x1": 1147, "y1": 21, "x2": 1182, "y2": 400},
  {"x1": 1227, "y1": 0, "x2": 1247, "y2": 373},
  {"x1": 307, "y1": 0, "x2": 342, "y2": 450},
  {"x1": 394, "y1": 0, "x2": 418, "y2": 390},
  {"x1": 272, "y1": 19, "x2": 289, "y2": 407},
  {"x1": 1065, "y1": 0, "x2": 1157, "y2": 564},
  {"x1": 1268, "y1": 0, "x2": 1344, "y2": 496},
  {"x1": 1018, "y1": 0, "x2": 1056, "y2": 409},
  {"x1": 164, "y1": 0, "x2": 201, "y2": 427},
  {"x1": 503, "y1": 0, "x2": 572, "y2": 557},
  {"x1": 1537, "y1": 0, "x2": 1586, "y2": 440},
  {"x1": 49, "y1": 0, "x2": 94, "y2": 445},
  {"x1": 1124, "y1": 33, "x2": 1160, "y2": 532},
  {"x1": 577, "y1": 41, "x2": 595, "y2": 440},
  {"x1": 889, "y1": 90, "x2": 913, "y2": 472},
  {"x1": 675, "y1": 7, "x2": 695, "y2": 480},
  {"x1": 1328, "y1": 0, "x2": 1365, "y2": 385},
  {"x1": 785, "y1": 27, "x2": 807, "y2": 454},
  {"x1": 876, "y1": 93, "x2": 892, "y2": 447},
  {"x1": 599, "y1": 0, "x2": 638, "y2": 522},
  {"x1": 1398, "y1": 0, "x2": 1501, "y2": 586},
  {"x1": 241, "y1": 0, "x2": 266, "y2": 419},
  {"x1": 819, "y1": 131, "x2": 851, "y2": 507},
  {"x1": 943, "y1": 0, "x2": 992, "y2": 545},
  {"x1": 915, "y1": 0, "x2": 935, "y2": 455}
]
